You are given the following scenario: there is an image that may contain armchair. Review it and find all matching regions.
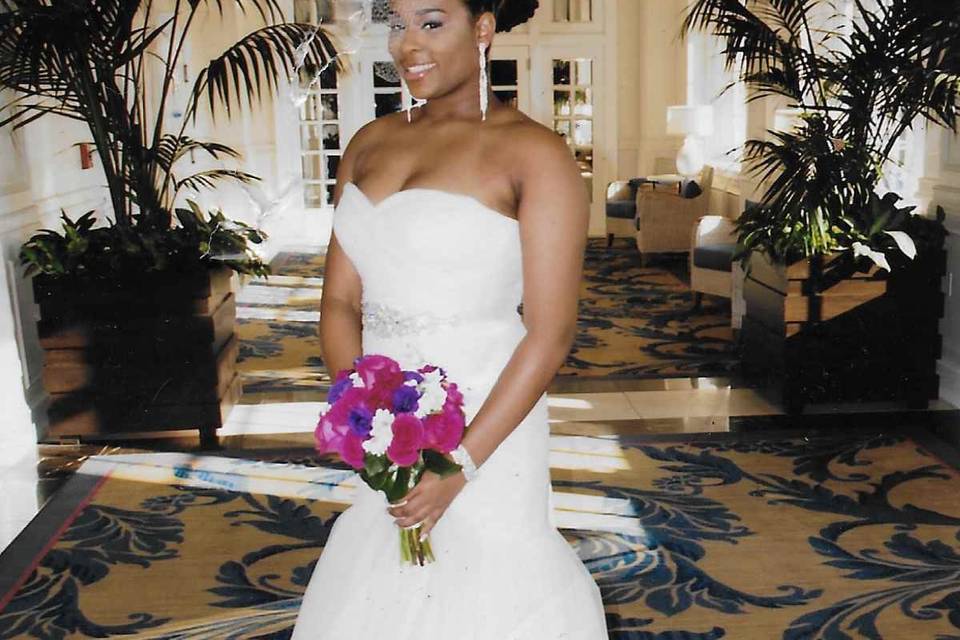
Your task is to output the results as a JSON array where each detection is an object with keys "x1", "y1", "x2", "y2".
[
  {"x1": 635, "y1": 165, "x2": 714, "y2": 261},
  {"x1": 690, "y1": 214, "x2": 736, "y2": 306},
  {"x1": 605, "y1": 180, "x2": 640, "y2": 247}
]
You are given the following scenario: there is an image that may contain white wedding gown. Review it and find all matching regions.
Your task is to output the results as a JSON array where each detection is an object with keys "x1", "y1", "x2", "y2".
[{"x1": 291, "y1": 182, "x2": 608, "y2": 639}]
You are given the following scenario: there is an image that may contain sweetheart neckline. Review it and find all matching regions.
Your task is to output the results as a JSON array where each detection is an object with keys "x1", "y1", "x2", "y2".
[{"x1": 343, "y1": 181, "x2": 519, "y2": 225}]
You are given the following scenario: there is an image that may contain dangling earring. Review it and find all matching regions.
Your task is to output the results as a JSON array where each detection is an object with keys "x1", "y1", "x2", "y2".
[
  {"x1": 401, "y1": 78, "x2": 413, "y2": 123},
  {"x1": 478, "y1": 42, "x2": 488, "y2": 122}
]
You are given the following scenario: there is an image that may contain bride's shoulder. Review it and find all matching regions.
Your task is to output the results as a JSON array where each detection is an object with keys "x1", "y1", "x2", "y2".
[{"x1": 494, "y1": 111, "x2": 580, "y2": 174}]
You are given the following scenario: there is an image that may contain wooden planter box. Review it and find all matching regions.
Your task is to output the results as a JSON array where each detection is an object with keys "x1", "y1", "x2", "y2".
[
  {"x1": 31, "y1": 267, "x2": 240, "y2": 446},
  {"x1": 741, "y1": 247, "x2": 946, "y2": 413}
]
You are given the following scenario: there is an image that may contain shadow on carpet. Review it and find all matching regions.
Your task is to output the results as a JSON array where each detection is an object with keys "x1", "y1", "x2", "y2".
[{"x1": 2, "y1": 428, "x2": 958, "y2": 638}]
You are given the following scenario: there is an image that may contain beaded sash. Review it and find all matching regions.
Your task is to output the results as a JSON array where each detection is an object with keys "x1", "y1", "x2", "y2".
[{"x1": 361, "y1": 301, "x2": 466, "y2": 337}]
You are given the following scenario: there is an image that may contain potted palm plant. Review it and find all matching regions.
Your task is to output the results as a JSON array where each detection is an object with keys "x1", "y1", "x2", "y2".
[
  {"x1": 0, "y1": 0, "x2": 338, "y2": 443},
  {"x1": 683, "y1": 0, "x2": 959, "y2": 412}
]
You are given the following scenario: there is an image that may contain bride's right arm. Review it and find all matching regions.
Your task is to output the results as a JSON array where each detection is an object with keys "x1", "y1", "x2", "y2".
[{"x1": 318, "y1": 129, "x2": 368, "y2": 377}]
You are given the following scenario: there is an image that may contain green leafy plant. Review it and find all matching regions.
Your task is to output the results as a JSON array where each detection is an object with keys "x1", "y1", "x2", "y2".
[
  {"x1": 683, "y1": 0, "x2": 960, "y2": 267},
  {"x1": 0, "y1": 0, "x2": 339, "y2": 278}
]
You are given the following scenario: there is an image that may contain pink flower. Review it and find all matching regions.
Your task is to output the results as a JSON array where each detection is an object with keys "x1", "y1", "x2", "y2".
[
  {"x1": 341, "y1": 433, "x2": 366, "y2": 469},
  {"x1": 387, "y1": 414, "x2": 424, "y2": 466},
  {"x1": 315, "y1": 402, "x2": 351, "y2": 455},
  {"x1": 422, "y1": 406, "x2": 465, "y2": 453},
  {"x1": 357, "y1": 355, "x2": 404, "y2": 407}
]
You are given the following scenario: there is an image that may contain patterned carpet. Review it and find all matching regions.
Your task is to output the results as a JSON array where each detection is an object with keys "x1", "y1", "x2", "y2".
[
  {"x1": 236, "y1": 239, "x2": 738, "y2": 404},
  {"x1": 2, "y1": 429, "x2": 958, "y2": 638}
]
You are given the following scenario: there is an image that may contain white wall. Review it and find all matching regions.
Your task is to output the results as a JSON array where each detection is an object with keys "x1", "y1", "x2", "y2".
[{"x1": 919, "y1": 126, "x2": 960, "y2": 409}]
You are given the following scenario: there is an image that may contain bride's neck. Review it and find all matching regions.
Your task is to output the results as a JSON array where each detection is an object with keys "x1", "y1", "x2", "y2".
[{"x1": 415, "y1": 85, "x2": 497, "y2": 123}]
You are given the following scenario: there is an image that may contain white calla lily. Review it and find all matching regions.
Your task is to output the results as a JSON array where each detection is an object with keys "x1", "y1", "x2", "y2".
[
  {"x1": 883, "y1": 230, "x2": 917, "y2": 260},
  {"x1": 852, "y1": 242, "x2": 891, "y2": 271}
]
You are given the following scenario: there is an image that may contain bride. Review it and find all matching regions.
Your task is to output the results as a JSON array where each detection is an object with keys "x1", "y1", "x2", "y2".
[{"x1": 291, "y1": 0, "x2": 608, "y2": 637}]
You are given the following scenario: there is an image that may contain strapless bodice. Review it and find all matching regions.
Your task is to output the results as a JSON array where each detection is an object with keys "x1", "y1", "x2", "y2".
[
  {"x1": 333, "y1": 182, "x2": 523, "y2": 321},
  {"x1": 332, "y1": 182, "x2": 527, "y2": 405}
]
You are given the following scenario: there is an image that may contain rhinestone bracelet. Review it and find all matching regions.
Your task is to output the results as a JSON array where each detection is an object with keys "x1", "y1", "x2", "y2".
[{"x1": 450, "y1": 444, "x2": 478, "y2": 482}]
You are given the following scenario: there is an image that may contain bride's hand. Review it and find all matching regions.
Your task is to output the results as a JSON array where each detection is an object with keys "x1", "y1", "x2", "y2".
[{"x1": 388, "y1": 469, "x2": 466, "y2": 538}]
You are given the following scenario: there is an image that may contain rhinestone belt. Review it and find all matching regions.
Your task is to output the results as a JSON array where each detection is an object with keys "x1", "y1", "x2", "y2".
[{"x1": 361, "y1": 301, "x2": 467, "y2": 337}]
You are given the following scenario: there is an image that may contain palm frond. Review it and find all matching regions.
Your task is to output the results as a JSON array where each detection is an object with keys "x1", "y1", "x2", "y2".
[{"x1": 189, "y1": 22, "x2": 339, "y2": 121}]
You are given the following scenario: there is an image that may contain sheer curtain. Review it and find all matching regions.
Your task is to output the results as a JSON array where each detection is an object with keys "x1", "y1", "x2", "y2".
[{"x1": 686, "y1": 31, "x2": 747, "y2": 174}]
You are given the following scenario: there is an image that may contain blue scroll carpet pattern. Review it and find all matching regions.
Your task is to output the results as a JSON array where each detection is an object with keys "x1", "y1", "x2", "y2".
[
  {"x1": 236, "y1": 240, "x2": 739, "y2": 403},
  {"x1": 1, "y1": 430, "x2": 958, "y2": 638}
]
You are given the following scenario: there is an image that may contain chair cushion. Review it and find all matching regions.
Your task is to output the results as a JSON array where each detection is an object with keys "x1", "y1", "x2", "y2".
[
  {"x1": 680, "y1": 179, "x2": 703, "y2": 199},
  {"x1": 693, "y1": 243, "x2": 736, "y2": 272},
  {"x1": 606, "y1": 201, "x2": 636, "y2": 219}
]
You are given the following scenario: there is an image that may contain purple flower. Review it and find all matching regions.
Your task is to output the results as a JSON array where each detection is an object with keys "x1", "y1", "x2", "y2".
[
  {"x1": 403, "y1": 370, "x2": 424, "y2": 384},
  {"x1": 392, "y1": 385, "x2": 420, "y2": 414},
  {"x1": 347, "y1": 406, "x2": 373, "y2": 437},
  {"x1": 328, "y1": 376, "x2": 352, "y2": 404}
]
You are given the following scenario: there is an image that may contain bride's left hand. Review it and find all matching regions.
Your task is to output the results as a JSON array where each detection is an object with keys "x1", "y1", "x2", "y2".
[{"x1": 388, "y1": 470, "x2": 466, "y2": 538}]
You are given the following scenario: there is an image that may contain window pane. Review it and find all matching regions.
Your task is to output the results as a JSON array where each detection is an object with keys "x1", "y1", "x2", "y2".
[
  {"x1": 574, "y1": 59, "x2": 592, "y2": 85},
  {"x1": 375, "y1": 92, "x2": 402, "y2": 117},
  {"x1": 574, "y1": 89, "x2": 592, "y2": 116},
  {"x1": 553, "y1": 60, "x2": 570, "y2": 85},
  {"x1": 302, "y1": 155, "x2": 323, "y2": 181},
  {"x1": 322, "y1": 124, "x2": 340, "y2": 150},
  {"x1": 494, "y1": 90, "x2": 518, "y2": 108},
  {"x1": 300, "y1": 124, "x2": 323, "y2": 151},
  {"x1": 554, "y1": 119, "x2": 571, "y2": 139},
  {"x1": 554, "y1": 0, "x2": 592, "y2": 22},
  {"x1": 305, "y1": 183, "x2": 324, "y2": 208},
  {"x1": 321, "y1": 93, "x2": 339, "y2": 120},
  {"x1": 573, "y1": 119, "x2": 593, "y2": 146},
  {"x1": 490, "y1": 60, "x2": 518, "y2": 86},
  {"x1": 553, "y1": 91, "x2": 571, "y2": 116},
  {"x1": 373, "y1": 61, "x2": 401, "y2": 88},
  {"x1": 326, "y1": 183, "x2": 337, "y2": 205},
  {"x1": 299, "y1": 94, "x2": 317, "y2": 121},
  {"x1": 319, "y1": 62, "x2": 337, "y2": 89},
  {"x1": 326, "y1": 154, "x2": 340, "y2": 179}
]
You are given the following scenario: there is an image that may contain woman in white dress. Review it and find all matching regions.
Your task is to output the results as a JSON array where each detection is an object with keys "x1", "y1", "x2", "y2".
[{"x1": 291, "y1": 0, "x2": 608, "y2": 637}]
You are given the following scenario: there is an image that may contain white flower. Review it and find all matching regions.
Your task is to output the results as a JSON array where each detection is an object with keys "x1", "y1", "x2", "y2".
[
  {"x1": 852, "y1": 241, "x2": 891, "y2": 271},
  {"x1": 349, "y1": 372, "x2": 364, "y2": 388},
  {"x1": 362, "y1": 409, "x2": 394, "y2": 455},
  {"x1": 414, "y1": 370, "x2": 447, "y2": 417},
  {"x1": 884, "y1": 230, "x2": 917, "y2": 260}
]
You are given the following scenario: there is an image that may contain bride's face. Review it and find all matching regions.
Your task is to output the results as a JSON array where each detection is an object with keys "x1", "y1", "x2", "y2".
[{"x1": 387, "y1": 0, "x2": 486, "y2": 100}]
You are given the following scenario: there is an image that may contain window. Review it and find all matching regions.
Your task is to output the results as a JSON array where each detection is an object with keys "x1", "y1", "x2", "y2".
[
  {"x1": 552, "y1": 58, "x2": 594, "y2": 200},
  {"x1": 553, "y1": 0, "x2": 592, "y2": 23},
  {"x1": 490, "y1": 60, "x2": 520, "y2": 109},
  {"x1": 686, "y1": 31, "x2": 746, "y2": 173},
  {"x1": 298, "y1": 62, "x2": 341, "y2": 208},
  {"x1": 373, "y1": 61, "x2": 404, "y2": 118}
]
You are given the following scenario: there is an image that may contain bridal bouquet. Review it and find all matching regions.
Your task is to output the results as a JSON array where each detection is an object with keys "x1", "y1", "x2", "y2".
[{"x1": 314, "y1": 354, "x2": 466, "y2": 566}]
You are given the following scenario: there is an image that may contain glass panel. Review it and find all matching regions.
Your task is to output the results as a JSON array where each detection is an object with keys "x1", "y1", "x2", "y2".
[
  {"x1": 490, "y1": 60, "x2": 518, "y2": 86},
  {"x1": 553, "y1": 91, "x2": 571, "y2": 116},
  {"x1": 299, "y1": 94, "x2": 318, "y2": 121},
  {"x1": 574, "y1": 89, "x2": 592, "y2": 116},
  {"x1": 325, "y1": 183, "x2": 337, "y2": 205},
  {"x1": 554, "y1": 0, "x2": 592, "y2": 22},
  {"x1": 574, "y1": 59, "x2": 592, "y2": 85},
  {"x1": 305, "y1": 183, "x2": 324, "y2": 208},
  {"x1": 494, "y1": 90, "x2": 518, "y2": 108},
  {"x1": 573, "y1": 119, "x2": 593, "y2": 146},
  {"x1": 322, "y1": 124, "x2": 340, "y2": 149},
  {"x1": 375, "y1": 92, "x2": 402, "y2": 117},
  {"x1": 553, "y1": 60, "x2": 570, "y2": 85},
  {"x1": 326, "y1": 154, "x2": 340, "y2": 179},
  {"x1": 319, "y1": 62, "x2": 337, "y2": 89},
  {"x1": 300, "y1": 124, "x2": 323, "y2": 151},
  {"x1": 320, "y1": 93, "x2": 339, "y2": 119},
  {"x1": 373, "y1": 61, "x2": 401, "y2": 88},
  {"x1": 301, "y1": 155, "x2": 323, "y2": 181},
  {"x1": 554, "y1": 119, "x2": 571, "y2": 140}
]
